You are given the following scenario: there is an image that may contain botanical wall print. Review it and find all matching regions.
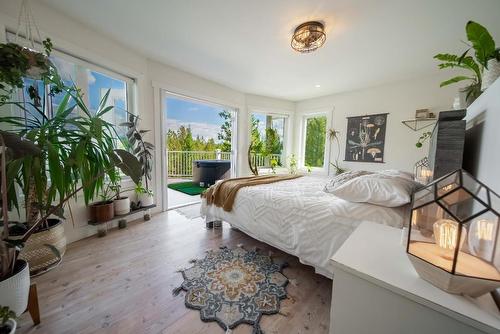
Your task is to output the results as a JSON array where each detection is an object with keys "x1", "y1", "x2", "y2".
[{"x1": 344, "y1": 113, "x2": 388, "y2": 163}]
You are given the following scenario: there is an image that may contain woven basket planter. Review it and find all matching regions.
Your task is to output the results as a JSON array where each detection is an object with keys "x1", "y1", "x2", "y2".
[{"x1": 19, "y1": 219, "x2": 66, "y2": 276}]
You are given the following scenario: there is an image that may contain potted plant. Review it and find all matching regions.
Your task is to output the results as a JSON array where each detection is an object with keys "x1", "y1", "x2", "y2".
[
  {"x1": 434, "y1": 20, "x2": 499, "y2": 106},
  {"x1": 88, "y1": 181, "x2": 115, "y2": 224},
  {"x1": 110, "y1": 173, "x2": 130, "y2": 216},
  {"x1": 462, "y1": 21, "x2": 500, "y2": 90},
  {"x1": 0, "y1": 133, "x2": 37, "y2": 316},
  {"x1": 0, "y1": 306, "x2": 16, "y2": 334},
  {"x1": 134, "y1": 183, "x2": 154, "y2": 207},
  {"x1": 1, "y1": 69, "x2": 143, "y2": 274},
  {"x1": 328, "y1": 128, "x2": 347, "y2": 175},
  {"x1": 0, "y1": 38, "x2": 56, "y2": 106},
  {"x1": 122, "y1": 114, "x2": 155, "y2": 207}
]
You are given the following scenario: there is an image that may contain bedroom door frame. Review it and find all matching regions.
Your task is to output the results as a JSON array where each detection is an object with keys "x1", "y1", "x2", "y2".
[{"x1": 160, "y1": 90, "x2": 238, "y2": 211}]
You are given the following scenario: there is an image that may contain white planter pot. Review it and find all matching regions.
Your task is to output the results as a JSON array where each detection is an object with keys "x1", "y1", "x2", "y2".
[
  {"x1": 1, "y1": 319, "x2": 17, "y2": 334},
  {"x1": 138, "y1": 192, "x2": 154, "y2": 207},
  {"x1": 482, "y1": 59, "x2": 500, "y2": 91},
  {"x1": 114, "y1": 197, "x2": 130, "y2": 215},
  {"x1": 0, "y1": 260, "x2": 30, "y2": 316}
]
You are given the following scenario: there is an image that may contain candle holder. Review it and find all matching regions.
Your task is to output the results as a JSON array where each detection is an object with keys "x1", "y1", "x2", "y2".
[
  {"x1": 407, "y1": 169, "x2": 500, "y2": 297},
  {"x1": 414, "y1": 157, "x2": 432, "y2": 184}
]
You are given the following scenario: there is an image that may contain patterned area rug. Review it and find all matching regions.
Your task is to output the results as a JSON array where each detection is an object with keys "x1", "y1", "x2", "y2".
[{"x1": 174, "y1": 246, "x2": 288, "y2": 334}]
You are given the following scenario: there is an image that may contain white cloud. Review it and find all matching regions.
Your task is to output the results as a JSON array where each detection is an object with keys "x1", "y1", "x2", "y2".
[
  {"x1": 87, "y1": 70, "x2": 96, "y2": 85},
  {"x1": 166, "y1": 119, "x2": 223, "y2": 142}
]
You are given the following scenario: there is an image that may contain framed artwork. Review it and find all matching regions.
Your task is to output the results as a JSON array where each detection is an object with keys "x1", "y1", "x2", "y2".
[{"x1": 344, "y1": 113, "x2": 388, "y2": 163}]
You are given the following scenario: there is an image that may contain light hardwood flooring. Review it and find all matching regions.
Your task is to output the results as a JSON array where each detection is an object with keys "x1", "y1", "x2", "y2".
[{"x1": 17, "y1": 209, "x2": 331, "y2": 334}]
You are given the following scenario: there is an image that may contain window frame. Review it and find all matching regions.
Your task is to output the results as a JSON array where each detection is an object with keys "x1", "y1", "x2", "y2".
[
  {"x1": 249, "y1": 111, "x2": 289, "y2": 171},
  {"x1": 6, "y1": 31, "x2": 138, "y2": 182},
  {"x1": 300, "y1": 111, "x2": 330, "y2": 173}
]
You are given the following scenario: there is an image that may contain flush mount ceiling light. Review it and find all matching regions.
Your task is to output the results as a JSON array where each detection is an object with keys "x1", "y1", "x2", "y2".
[{"x1": 291, "y1": 21, "x2": 326, "y2": 53}]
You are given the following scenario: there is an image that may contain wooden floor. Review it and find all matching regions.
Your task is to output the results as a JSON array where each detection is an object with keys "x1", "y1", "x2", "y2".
[{"x1": 17, "y1": 210, "x2": 332, "y2": 334}]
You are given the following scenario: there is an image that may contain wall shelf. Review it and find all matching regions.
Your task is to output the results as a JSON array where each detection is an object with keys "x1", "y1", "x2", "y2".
[{"x1": 401, "y1": 118, "x2": 437, "y2": 131}]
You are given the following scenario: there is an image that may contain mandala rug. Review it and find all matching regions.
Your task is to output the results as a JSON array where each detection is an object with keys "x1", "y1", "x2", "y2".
[{"x1": 173, "y1": 246, "x2": 288, "y2": 334}]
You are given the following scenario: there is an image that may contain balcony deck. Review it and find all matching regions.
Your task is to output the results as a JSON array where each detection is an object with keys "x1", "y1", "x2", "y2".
[{"x1": 167, "y1": 178, "x2": 202, "y2": 209}]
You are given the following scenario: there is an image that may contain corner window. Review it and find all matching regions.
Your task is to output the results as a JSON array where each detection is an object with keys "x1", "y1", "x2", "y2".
[
  {"x1": 250, "y1": 112, "x2": 287, "y2": 170},
  {"x1": 302, "y1": 114, "x2": 327, "y2": 169}
]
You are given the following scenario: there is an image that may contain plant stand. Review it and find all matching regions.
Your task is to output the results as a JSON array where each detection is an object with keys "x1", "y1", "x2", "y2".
[
  {"x1": 88, "y1": 205, "x2": 156, "y2": 236},
  {"x1": 23, "y1": 284, "x2": 40, "y2": 325}
]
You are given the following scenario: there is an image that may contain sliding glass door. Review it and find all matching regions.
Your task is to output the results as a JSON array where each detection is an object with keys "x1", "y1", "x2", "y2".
[{"x1": 161, "y1": 91, "x2": 237, "y2": 210}]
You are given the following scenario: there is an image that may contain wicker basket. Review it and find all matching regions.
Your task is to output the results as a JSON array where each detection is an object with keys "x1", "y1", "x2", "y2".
[{"x1": 19, "y1": 219, "x2": 67, "y2": 276}]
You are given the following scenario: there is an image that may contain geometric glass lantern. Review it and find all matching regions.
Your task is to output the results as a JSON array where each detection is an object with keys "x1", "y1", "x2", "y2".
[
  {"x1": 414, "y1": 157, "x2": 433, "y2": 184},
  {"x1": 407, "y1": 169, "x2": 500, "y2": 297}
]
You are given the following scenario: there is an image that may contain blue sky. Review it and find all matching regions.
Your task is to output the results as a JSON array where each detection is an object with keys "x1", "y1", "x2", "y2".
[{"x1": 164, "y1": 97, "x2": 227, "y2": 141}]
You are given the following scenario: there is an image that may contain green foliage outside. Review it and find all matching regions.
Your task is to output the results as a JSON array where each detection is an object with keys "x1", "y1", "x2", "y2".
[
  {"x1": 304, "y1": 116, "x2": 327, "y2": 167},
  {"x1": 167, "y1": 111, "x2": 284, "y2": 176}
]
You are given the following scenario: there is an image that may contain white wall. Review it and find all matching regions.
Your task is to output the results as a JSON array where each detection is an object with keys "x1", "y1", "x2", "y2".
[
  {"x1": 294, "y1": 73, "x2": 458, "y2": 174},
  {"x1": 0, "y1": 0, "x2": 291, "y2": 243}
]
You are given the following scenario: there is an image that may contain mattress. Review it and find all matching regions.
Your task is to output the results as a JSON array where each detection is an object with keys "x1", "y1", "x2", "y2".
[{"x1": 201, "y1": 175, "x2": 409, "y2": 277}]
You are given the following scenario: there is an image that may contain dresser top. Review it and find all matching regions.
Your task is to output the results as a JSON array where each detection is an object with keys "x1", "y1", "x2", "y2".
[{"x1": 331, "y1": 222, "x2": 500, "y2": 334}]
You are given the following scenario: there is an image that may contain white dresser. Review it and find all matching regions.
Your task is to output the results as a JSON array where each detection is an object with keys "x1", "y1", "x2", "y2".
[{"x1": 330, "y1": 222, "x2": 500, "y2": 334}]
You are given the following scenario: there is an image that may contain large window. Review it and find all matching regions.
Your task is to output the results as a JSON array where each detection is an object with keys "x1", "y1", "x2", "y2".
[
  {"x1": 250, "y1": 112, "x2": 287, "y2": 169},
  {"x1": 303, "y1": 114, "x2": 327, "y2": 168},
  {"x1": 7, "y1": 32, "x2": 135, "y2": 145}
]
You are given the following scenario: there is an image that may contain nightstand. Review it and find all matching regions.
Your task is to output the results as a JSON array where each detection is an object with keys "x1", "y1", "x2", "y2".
[{"x1": 330, "y1": 222, "x2": 500, "y2": 334}]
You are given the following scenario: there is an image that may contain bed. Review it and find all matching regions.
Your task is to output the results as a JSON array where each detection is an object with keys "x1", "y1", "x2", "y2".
[{"x1": 201, "y1": 175, "x2": 409, "y2": 278}]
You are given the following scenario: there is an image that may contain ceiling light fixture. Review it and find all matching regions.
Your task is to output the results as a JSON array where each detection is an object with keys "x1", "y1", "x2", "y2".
[
  {"x1": 315, "y1": 84, "x2": 321, "y2": 88},
  {"x1": 291, "y1": 21, "x2": 326, "y2": 53}
]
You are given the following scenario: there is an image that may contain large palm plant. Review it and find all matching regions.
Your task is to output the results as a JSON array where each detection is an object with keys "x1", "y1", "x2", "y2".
[{"x1": 1, "y1": 81, "x2": 141, "y2": 229}]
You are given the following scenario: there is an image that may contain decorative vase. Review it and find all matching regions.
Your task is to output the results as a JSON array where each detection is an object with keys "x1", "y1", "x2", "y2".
[
  {"x1": 113, "y1": 197, "x2": 130, "y2": 216},
  {"x1": 19, "y1": 219, "x2": 67, "y2": 276},
  {"x1": 89, "y1": 201, "x2": 115, "y2": 223},
  {"x1": 482, "y1": 59, "x2": 500, "y2": 91},
  {"x1": 0, "y1": 260, "x2": 30, "y2": 316},
  {"x1": 138, "y1": 192, "x2": 154, "y2": 207}
]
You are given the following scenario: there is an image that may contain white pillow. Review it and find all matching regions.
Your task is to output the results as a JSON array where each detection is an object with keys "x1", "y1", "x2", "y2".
[
  {"x1": 324, "y1": 170, "x2": 374, "y2": 193},
  {"x1": 330, "y1": 172, "x2": 420, "y2": 207}
]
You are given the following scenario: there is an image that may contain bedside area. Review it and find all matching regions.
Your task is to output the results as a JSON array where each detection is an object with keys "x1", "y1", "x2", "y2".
[{"x1": 330, "y1": 222, "x2": 500, "y2": 334}]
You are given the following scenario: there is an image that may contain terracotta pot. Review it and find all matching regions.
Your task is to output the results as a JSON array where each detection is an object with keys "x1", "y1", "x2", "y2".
[
  {"x1": 19, "y1": 219, "x2": 67, "y2": 276},
  {"x1": 0, "y1": 260, "x2": 30, "y2": 316},
  {"x1": 89, "y1": 201, "x2": 114, "y2": 223},
  {"x1": 114, "y1": 197, "x2": 130, "y2": 215}
]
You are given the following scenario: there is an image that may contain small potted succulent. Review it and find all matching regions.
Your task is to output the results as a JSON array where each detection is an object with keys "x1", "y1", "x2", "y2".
[{"x1": 0, "y1": 306, "x2": 16, "y2": 334}]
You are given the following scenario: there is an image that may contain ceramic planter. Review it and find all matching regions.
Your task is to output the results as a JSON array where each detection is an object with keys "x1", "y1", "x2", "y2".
[
  {"x1": 482, "y1": 59, "x2": 500, "y2": 91},
  {"x1": 114, "y1": 197, "x2": 130, "y2": 215},
  {"x1": 138, "y1": 192, "x2": 154, "y2": 207},
  {"x1": 19, "y1": 219, "x2": 67, "y2": 276},
  {"x1": 0, "y1": 319, "x2": 17, "y2": 334},
  {"x1": 0, "y1": 260, "x2": 30, "y2": 316},
  {"x1": 89, "y1": 201, "x2": 114, "y2": 223}
]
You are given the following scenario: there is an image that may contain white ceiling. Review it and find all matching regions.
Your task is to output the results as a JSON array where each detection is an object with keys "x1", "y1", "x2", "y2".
[{"x1": 40, "y1": 0, "x2": 500, "y2": 101}]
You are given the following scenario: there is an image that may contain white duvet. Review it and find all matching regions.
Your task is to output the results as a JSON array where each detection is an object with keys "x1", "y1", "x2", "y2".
[{"x1": 201, "y1": 175, "x2": 408, "y2": 278}]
